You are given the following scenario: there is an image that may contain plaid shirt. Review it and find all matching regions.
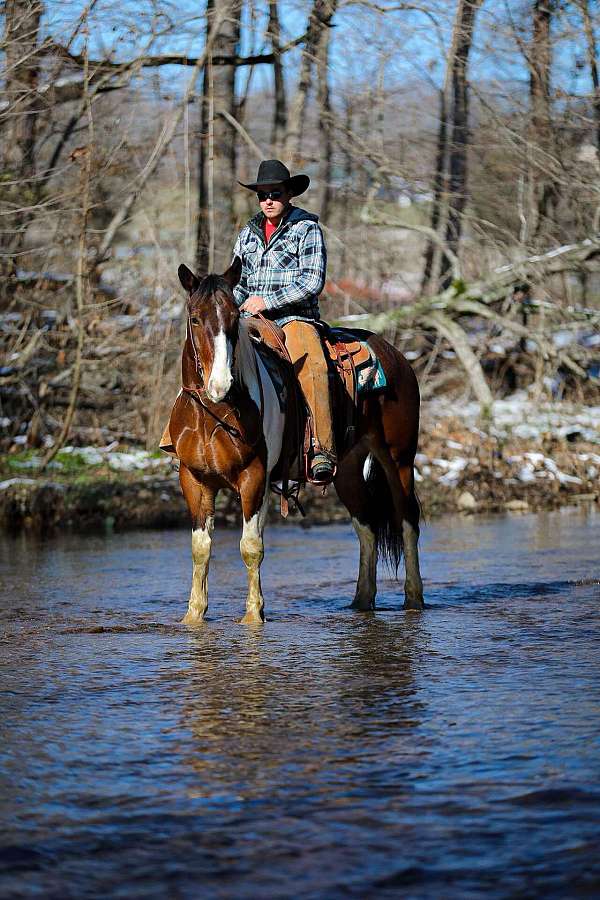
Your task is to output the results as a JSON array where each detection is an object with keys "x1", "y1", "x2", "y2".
[{"x1": 232, "y1": 206, "x2": 327, "y2": 326}]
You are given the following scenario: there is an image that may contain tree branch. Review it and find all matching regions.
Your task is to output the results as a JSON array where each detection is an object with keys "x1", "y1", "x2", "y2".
[
  {"x1": 95, "y1": 11, "x2": 227, "y2": 266},
  {"x1": 48, "y1": 30, "x2": 307, "y2": 75},
  {"x1": 219, "y1": 109, "x2": 266, "y2": 159}
]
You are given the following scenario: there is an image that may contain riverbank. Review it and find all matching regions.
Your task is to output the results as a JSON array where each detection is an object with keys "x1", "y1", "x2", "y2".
[
  {"x1": 2, "y1": 394, "x2": 598, "y2": 533},
  {"x1": 2, "y1": 466, "x2": 598, "y2": 534}
]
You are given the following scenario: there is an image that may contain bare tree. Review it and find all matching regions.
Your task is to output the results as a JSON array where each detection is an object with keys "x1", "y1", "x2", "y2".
[
  {"x1": 440, "y1": 0, "x2": 482, "y2": 286},
  {"x1": 284, "y1": 0, "x2": 336, "y2": 166},
  {"x1": 196, "y1": 0, "x2": 242, "y2": 273},
  {"x1": 578, "y1": 0, "x2": 600, "y2": 153},
  {"x1": 315, "y1": 0, "x2": 337, "y2": 221},
  {"x1": 528, "y1": 0, "x2": 558, "y2": 244},
  {"x1": 268, "y1": 0, "x2": 287, "y2": 152},
  {"x1": 422, "y1": 0, "x2": 482, "y2": 294},
  {"x1": 0, "y1": 0, "x2": 43, "y2": 282}
]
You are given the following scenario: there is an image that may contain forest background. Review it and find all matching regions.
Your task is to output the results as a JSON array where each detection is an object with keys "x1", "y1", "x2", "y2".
[{"x1": 1, "y1": 0, "x2": 599, "y2": 524}]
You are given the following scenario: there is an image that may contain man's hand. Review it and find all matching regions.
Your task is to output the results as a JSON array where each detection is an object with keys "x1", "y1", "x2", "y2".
[{"x1": 241, "y1": 295, "x2": 267, "y2": 315}]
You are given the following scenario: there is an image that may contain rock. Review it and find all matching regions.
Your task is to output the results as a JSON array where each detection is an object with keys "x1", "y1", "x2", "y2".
[
  {"x1": 505, "y1": 499, "x2": 529, "y2": 511},
  {"x1": 457, "y1": 490, "x2": 477, "y2": 511}
]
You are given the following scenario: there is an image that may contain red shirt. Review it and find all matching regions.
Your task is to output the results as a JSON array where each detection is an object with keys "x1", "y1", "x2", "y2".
[{"x1": 264, "y1": 218, "x2": 277, "y2": 244}]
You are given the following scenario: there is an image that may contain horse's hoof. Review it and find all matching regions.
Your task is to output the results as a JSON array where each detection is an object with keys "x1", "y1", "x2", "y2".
[
  {"x1": 238, "y1": 611, "x2": 265, "y2": 625},
  {"x1": 403, "y1": 597, "x2": 425, "y2": 612},
  {"x1": 181, "y1": 610, "x2": 206, "y2": 625},
  {"x1": 350, "y1": 596, "x2": 375, "y2": 611}
]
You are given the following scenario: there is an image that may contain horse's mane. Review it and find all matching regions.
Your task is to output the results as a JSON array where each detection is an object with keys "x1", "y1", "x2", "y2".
[
  {"x1": 190, "y1": 274, "x2": 229, "y2": 305},
  {"x1": 233, "y1": 318, "x2": 257, "y2": 392},
  {"x1": 190, "y1": 274, "x2": 256, "y2": 394}
]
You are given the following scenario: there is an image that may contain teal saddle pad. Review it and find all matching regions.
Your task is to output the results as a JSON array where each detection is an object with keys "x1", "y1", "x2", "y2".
[{"x1": 329, "y1": 328, "x2": 387, "y2": 394}]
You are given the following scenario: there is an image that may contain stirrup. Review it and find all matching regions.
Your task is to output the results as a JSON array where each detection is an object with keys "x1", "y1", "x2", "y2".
[{"x1": 310, "y1": 452, "x2": 336, "y2": 484}]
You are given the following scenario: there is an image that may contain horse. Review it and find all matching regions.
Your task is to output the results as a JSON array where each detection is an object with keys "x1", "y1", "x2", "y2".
[{"x1": 166, "y1": 258, "x2": 424, "y2": 624}]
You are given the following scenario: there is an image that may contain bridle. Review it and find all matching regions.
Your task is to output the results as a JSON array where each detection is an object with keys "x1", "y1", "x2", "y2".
[
  {"x1": 185, "y1": 313, "x2": 204, "y2": 386},
  {"x1": 182, "y1": 308, "x2": 248, "y2": 443}
]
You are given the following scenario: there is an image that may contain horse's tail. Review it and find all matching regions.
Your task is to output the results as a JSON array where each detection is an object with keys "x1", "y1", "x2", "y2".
[{"x1": 364, "y1": 454, "x2": 404, "y2": 574}]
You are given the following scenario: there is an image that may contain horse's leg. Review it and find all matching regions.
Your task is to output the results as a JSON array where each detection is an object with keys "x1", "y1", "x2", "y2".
[
  {"x1": 352, "y1": 517, "x2": 377, "y2": 610},
  {"x1": 179, "y1": 463, "x2": 215, "y2": 625},
  {"x1": 238, "y1": 460, "x2": 269, "y2": 624},
  {"x1": 334, "y1": 447, "x2": 377, "y2": 610},
  {"x1": 375, "y1": 449, "x2": 424, "y2": 611},
  {"x1": 400, "y1": 475, "x2": 424, "y2": 611}
]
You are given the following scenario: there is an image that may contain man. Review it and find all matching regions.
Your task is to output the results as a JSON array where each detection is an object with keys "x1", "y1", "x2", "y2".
[{"x1": 233, "y1": 159, "x2": 336, "y2": 483}]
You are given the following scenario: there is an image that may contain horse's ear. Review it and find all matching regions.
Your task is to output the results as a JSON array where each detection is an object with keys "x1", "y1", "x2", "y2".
[
  {"x1": 178, "y1": 263, "x2": 200, "y2": 294},
  {"x1": 222, "y1": 256, "x2": 242, "y2": 290}
]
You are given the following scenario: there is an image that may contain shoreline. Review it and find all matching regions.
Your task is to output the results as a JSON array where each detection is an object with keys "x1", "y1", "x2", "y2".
[
  {"x1": 3, "y1": 395, "x2": 599, "y2": 533},
  {"x1": 1, "y1": 467, "x2": 597, "y2": 535}
]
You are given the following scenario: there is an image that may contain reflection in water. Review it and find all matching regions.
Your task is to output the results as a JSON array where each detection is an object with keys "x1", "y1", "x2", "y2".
[{"x1": 1, "y1": 509, "x2": 599, "y2": 898}]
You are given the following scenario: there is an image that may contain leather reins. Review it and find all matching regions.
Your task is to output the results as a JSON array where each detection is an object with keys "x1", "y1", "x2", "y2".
[{"x1": 182, "y1": 313, "x2": 249, "y2": 443}]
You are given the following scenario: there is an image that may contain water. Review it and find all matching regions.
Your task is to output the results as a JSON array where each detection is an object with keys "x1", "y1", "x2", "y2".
[{"x1": 1, "y1": 508, "x2": 599, "y2": 898}]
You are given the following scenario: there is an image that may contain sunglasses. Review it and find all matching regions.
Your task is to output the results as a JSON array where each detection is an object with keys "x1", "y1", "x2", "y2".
[{"x1": 257, "y1": 189, "x2": 284, "y2": 201}]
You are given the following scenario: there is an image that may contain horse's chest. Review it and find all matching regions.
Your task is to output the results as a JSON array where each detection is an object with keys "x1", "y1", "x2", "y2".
[{"x1": 173, "y1": 395, "x2": 264, "y2": 479}]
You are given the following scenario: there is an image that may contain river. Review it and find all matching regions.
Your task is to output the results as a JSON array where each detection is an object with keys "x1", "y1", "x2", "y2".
[{"x1": 1, "y1": 508, "x2": 599, "y2": 898}]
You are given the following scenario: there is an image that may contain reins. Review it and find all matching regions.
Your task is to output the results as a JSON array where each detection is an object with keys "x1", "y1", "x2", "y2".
[
  {"x1": 182, "y1": 311, "x2": 264, "y2": 446},
  {"x1": 253, "y1": 312, "x2": 292, "y2": 362}
]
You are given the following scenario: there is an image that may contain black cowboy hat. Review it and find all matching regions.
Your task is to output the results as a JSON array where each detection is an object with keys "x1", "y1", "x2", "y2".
[{"x1": 238, "y1": 159, "x2": 310, "y2": 196}]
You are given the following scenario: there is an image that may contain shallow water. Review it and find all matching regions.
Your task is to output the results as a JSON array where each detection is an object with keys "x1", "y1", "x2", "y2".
[{"x1": 1, "y1": 508, "x2": 599, "y2": 899}]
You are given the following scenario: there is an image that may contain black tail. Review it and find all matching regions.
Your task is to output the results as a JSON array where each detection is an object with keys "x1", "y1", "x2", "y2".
[{"x1": 364, "y1": 455, "x2": 404, "y2": 575}]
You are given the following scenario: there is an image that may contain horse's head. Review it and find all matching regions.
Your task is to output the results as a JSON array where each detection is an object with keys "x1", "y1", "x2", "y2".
[{"x1": 178, "y1": 258, "x2": 242, "y2": 402}]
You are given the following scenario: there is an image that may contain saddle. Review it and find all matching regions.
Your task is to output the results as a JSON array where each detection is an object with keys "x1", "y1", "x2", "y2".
[
  {"x1": 249, "y1": 317, "x2": 385, "y2": 512},
  {"x1": 319, "y1": 324, "x2": 386, "y2": 459}
]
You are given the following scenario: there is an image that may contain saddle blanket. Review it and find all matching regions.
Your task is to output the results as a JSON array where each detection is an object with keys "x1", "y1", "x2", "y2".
[
  {"x1": 328, "y1": 328, "x2": 387, "y2": 394},
  {"x1": 255, "y1": 327, "x2": 387, "y2": 403}
]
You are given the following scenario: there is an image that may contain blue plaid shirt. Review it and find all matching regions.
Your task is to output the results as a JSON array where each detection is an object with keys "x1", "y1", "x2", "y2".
[{"x1": 232, "y1": 206, "x2": 327, "y2": 326}]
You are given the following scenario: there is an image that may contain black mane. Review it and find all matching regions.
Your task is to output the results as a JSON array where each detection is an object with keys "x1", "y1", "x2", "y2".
[{"x1": 191, "y1": 274, "x2": 232, "y2": 306}]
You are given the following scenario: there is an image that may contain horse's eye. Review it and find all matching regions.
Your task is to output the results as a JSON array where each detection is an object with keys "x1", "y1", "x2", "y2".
[{"x1": 190, "y1": 316, "x2": 201, "y2": 326}]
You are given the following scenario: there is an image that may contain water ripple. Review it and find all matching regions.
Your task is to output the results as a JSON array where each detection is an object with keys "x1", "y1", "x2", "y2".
[{"x1": 1, "y1": 509, "x2": 599, "y2": 898}]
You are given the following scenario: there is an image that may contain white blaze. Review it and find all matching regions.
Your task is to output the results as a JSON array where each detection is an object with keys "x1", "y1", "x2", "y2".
[{"x1": 207, "y1": 330, "x2": 233, "y2": 401}]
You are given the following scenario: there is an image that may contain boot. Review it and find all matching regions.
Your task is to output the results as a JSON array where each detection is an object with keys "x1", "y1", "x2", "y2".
[{"x1": 310, "y1": 452, "x2": 336, "y2": 484}]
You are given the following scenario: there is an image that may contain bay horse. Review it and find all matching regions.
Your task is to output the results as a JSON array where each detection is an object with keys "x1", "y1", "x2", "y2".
[{"x1": 168, "y1": 258, "x2": 424, "y2": 624}]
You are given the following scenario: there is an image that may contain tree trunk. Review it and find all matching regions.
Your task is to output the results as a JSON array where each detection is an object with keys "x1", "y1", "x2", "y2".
[
  {"x1": 196, "y1": 0, "x2": 241, "y2": 274},
  {"x1": 579, "y1": 0, "x2": 600, "y2": 154},
  {"x1": 421, "y1": 88, "x2": 447, "y2": 294},
  {"x1": 284, "y1": 0, "x2": 336, "y2": 167},
  {"x1": 439, "y1": 0, "x2": 482, "y2": 288},
  {"x1": 422, "y1": 1, "x2": 481, "y2": 295},
  {"x1": 268, "y1": 0, "x2": 287, "y2": 152},
  {"x1": 0, "y1": 0, "x2": 43, "y2": 283},
  {"x1": 339, "y1": 97, "x2": 353, "y2": 274},
  {"x1": 529, "y1": 0, "x2": 557, "y2": 244},
  {"x1": 315, "y1": 1, "x2": 336, "y2": 221},
  {"x1": 424, "y1": 311, "x2": 493, "y2": 414}
]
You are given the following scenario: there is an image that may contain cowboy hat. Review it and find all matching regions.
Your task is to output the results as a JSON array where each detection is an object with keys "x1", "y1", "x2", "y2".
[{"x1": 238, "y1": 159, "x2": 310, "y2": 196}]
